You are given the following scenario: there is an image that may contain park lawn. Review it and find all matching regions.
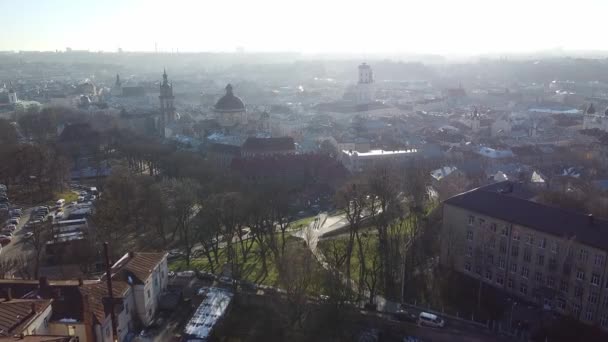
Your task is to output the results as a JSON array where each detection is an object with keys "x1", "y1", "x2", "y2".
[
  {"x1": 169, "y1": 235, "x2": 311, "y2": 287},
  {"x1": 291, "y1": 215, "x2": 316, "y2": 230}
]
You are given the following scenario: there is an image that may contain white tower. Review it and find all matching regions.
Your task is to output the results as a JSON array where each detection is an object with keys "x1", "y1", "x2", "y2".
[
  {"x1": 7, "y1": 82, "x2": 18, "y2": 104},
  {"x1": 356, "y1": 63, "x2": 375, "y2": 105},
  {"x1": 471, "y1": 107, "x2": 480, "y2": 133}
]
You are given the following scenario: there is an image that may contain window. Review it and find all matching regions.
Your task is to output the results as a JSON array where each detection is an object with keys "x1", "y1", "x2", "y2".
[
  {"x1": 523, "y1": 248, "x2": 531, "y2": 262},
  {"x1": 499, "y1": 240, "x2": 507, "y2": 254},
  {"x1": 501, "y1": 225, "x2": 509, "y2": 236},
  {"x1": 551, "y1": 241, "x2": 558, "y2": 254},
  {"x1": 520, "y1": 283, "x2": 528, "y2": 295},
  {"x1": 535, "y1": 272, "x2": 543, "y2": 283},
  {"x1": 537, "y1": 254, "x2": 545, "y2": 266},
  {"x1": 557, "y1": 298, "x2": 566, "y2": 310},
  {"x1": 521, "y1": 266, "x2": 529, "y2": 279},
  {"x1": 513, "y1": 230, "x2": 520, "y2": 241},
  {"x1": 511, "y1": 245, "x2": 519, "y2": 257},
  {"x1": 560, "y1": 280, "x2": 569, "y2": 293},
  {"x1": 464, "y1": 262, "x2": 472, "y2": 272},
  {"x1": 548, "y1": 258, "x2": 557, "y2": 271},
  {"x1": 526, "y1": 233, "x2": 534, "y2": 245},
  {"x1": 601, "y1": 313, "x2": 608, "y2": 328},
  {"x1": 510, "y1": 263, "x2": 518, "y2": 273},
  {"x1": 106, "y1": 327, "x2": 110, "y2": 338},
  {"x1": 538, "y1": 238, "x2": 546, "y2": 249},
  {"x1": 468, "y1": 215, "x2": 475, "y2": 225},
  {"x1": 466, "y1": 230, "x2": 474, "y2": 241},
  {"x1": 485, "y1": 270, "x2": 493, "y2": 281},
  {"x1": 603, "y1": 296, "x2": 608, "y2": 308},
  {"x1": 576, "y1": 269, "x2": 585, "y2": 281},
  {"x1": 125, "y1": 303, "x2": 129, "y2": 314},
  {"x1": 466, "y1": 246, "x2": 473, "y2": 257},
  {"x1": 547, "y1": 276, "x2": 555, "y2": 288},
  {"x1": 507, "y1": 278, "x2": 513, "y2": 289},
  {"x1": 588, "y1": 292, "x2": 599, "y2": 304},
  {"x1": 147, "y1": 289, "x2": 151, "y2": 299},
  {"x1": 573, "y1": 303, "x2": 581, "y2": 317},
  {"x1": 497, "y1": 275, "x2": 504, "y2": 285},
  {"x1": 592, "y1": 273, "x2": 600, "y2": 286},
  {"x1": 475, "y1": 266, "x2": 481, "y2": 275},
  {"x1": 487, "y1": 236, "x2": 496, "y2": 249},
  {"x1": 479, "y1": 218, "x2": 485, "y2": 226},
  {"x1": 499, "y1": 256, "x2": 506, "y2": 269},
  {"x1": 574, "y1": 286, "x2": 583, "y2": 298},
  {"x1": 490, "y1": 223, "x2": 497, "y2": 232},
  {"x1": 486, "y1": 254, "x2": 494, "y2": 265},
  {"x1": 584, "y1": 310, "x2": 593, "y2": 322},
  {"x1": 595, "y1": 254, "x2": 605, "y2": 267},
  {"x1": 579, "y1": 249, "x2": 589, "y2": 262}
]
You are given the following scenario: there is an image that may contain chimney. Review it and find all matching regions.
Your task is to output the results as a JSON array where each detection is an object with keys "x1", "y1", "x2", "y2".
[
  {"x1": 5, "y1": 288, "x2": 12, "y2": 301},
  {"x1": 588, "y1": 214, "x2": 594, "y2": 226},
  {"x1": 128, "y1": 251, "x2": 135, "y2": 258},
  {"x1": 30, "y1": 302, "x2": 36, "y2": 314}
]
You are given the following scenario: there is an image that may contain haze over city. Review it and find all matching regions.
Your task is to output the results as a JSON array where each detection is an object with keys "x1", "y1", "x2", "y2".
[
  {"x1": 4, "y1": 0, "x2": 608, "y2": 56},
  {"x1": 3, "y1": 1, "x2": 608, "y2": 342}
]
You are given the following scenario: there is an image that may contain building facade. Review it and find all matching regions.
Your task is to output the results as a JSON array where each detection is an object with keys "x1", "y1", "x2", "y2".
[{"x1": 441, "y1": 182, "x2": 608, "y2": 329}]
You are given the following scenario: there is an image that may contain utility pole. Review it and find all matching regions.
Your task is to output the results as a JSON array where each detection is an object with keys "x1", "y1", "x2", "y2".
[{"x1": 104, "y1": 242, "x2": 118, "y2": 342}]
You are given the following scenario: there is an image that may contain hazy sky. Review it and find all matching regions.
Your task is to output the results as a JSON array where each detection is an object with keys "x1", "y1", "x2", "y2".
[{"x1": 3, "y1": 0, "x2": 608, "y2": 55}]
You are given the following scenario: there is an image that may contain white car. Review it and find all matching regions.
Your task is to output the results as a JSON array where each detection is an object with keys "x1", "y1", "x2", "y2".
[
  {"x1": 417, "y1": 312, "x2": 445, "y2": 328},
  {"x1": 24, "y1": 232, "x2": 34, "y2": 239}
]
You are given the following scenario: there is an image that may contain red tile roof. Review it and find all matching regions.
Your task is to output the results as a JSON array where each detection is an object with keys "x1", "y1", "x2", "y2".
[
  {"x1": 111, "y1": 252, "x2": 167, "y2": 285},
  {"x1": 0, "y1": 336, "x2": 75, "y2": 342},
  {"x1": 79, "y1": 281, "x2": 129, "y2": 324},
  {"x1": 0, "y1": 299, "x2": 52, "y2": 336}
]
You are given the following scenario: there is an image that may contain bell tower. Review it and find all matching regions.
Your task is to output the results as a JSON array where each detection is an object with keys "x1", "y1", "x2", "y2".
[{"x1": 158, "y1": 69, "x2": 175, "y2": 137}]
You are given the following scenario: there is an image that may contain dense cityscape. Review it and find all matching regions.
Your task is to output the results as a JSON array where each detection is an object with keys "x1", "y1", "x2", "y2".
[{"x1": 3, "y1": 2, "x2": 608, "y2": 342}]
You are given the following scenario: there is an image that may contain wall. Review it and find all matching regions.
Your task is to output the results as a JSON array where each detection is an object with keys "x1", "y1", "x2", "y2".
[
  {"x1": 49, "y1": 322, "x2": 87, "y2": 342},
  {"x1": 24, "y1": 304, "x2": 52, "y2": 335}
]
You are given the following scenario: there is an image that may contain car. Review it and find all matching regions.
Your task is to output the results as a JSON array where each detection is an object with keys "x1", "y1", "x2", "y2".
[
  {"x1": 196, "y1": 270, "x2": 216, "y2": 281},
  {"x1": 175, "y1": 270, "x2": 195, "y2": 278},
  {"x1": 403, "y1": 336, "x2": 423, "y2": 342},
  {"x1": 218, "y1": 276, "x2": 235, "y2": 286},
  {"x1": 168, "y1": 271, "x2": 175, "y2": 278},
  {"x1": 394, "y1": 309, "x2": 417, "y2": 322},
  {"x1": 24, "y1": 232, "x2": 34, "y2": 239},
  {"x1": 10, "y1": 211, "x2": 21, "y2": 218},
  {"x1": 0, "y1": 236, "x2": 11, "y2": 245},
  {"x1": 8, "y1": 218, "x2": 19, "y2": 225},
  {"x1": 417, "y1": 312, "x2": 445, "y2": 328},
  {"x1": 1, "y1": 230, "x2": 13, "y2": 237}
]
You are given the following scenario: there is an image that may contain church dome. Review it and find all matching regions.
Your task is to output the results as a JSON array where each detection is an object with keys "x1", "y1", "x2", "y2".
[{"x1": 214, "y1": 84, "x2": 245, "y2": 113}]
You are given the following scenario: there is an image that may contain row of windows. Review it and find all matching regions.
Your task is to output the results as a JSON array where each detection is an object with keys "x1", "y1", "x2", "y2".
[{"x1": 467, "y1": 216, "x2": 606, "y2": 267}]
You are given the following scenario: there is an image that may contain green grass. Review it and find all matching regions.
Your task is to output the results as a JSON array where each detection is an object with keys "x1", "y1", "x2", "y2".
[
  {"x1": 46, "y1": 190, "x2": 79, "y2": 206},
  {"x1": 169, "y1": 236, "x2": 309, "y2": 287},
  {"x1": 291, "y1": 215, "x2": 316, "y2": 230}
]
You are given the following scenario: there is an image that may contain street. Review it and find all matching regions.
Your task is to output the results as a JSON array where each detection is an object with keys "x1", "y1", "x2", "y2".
[{"x1": 1, "y1": 207, "x2": 34, "y2": 262}]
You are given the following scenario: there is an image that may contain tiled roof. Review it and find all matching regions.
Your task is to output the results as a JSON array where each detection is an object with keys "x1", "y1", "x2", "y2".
[
  {"x1": 242, "y1": 137, "x2": 294, "y2": 152},
  {"x1": 0, "y1": 299, "x2": 52, "y2": 336},
  {"x1": 79, "y1": 281, "x2": 129, "y2": 324},
  {"x1": 112, "y1": 252, "x2": 167, "y2": 285},
  {"x1": 445, "y1": 181, "x2": 608, "y2": 251},
  {"x1": 0, "y1": 336, "x2": 75, "y2": 342}
]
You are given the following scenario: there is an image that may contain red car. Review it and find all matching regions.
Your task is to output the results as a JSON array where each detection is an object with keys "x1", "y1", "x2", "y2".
[{"x1": 0, "y1": 235, "x2": 11, "y2": 245}]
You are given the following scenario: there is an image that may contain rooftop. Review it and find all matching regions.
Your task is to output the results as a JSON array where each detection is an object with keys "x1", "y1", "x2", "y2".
[
  {"x1": 342, "y1": 149, "x2": 418, "y2": 157},
  {"x1": 183, "y1": 288, "x2": 233, "y2": 340},
  {"x1": 0, "y1": 299, "x2": 52, "y2": 336},
  {"x1": 445, "y1": 181, "x2": 608, "y2": 251}
]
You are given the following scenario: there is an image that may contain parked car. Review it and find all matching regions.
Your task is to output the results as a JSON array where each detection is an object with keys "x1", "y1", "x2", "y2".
[
  {"x1": 8, "y1": 218, "x2": 19, "y2": 225},
  {"x1": 0, "y1": 236, "x2": 11, "y2": 245},
  {"x1": 394, "y1": 309, "x2": 417, "y2": 323},
  {"x1": 417, "y1": 312, "x2": 445, "y2": 328},
  {"x1": 1, "y1": 230, "x2": 13, "y2": 237},
  {"x1": 218, "y1": 276, "x2": 235, "y2": 286},
  {"x1": 24, "y1": 232, "x2": 34, "y2": 239},
  {"x1": 4, "y1": 225, "x2": 16, "y2": 232}
]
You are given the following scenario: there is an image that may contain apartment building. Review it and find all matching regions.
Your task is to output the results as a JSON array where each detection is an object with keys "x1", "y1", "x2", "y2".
[{"x1": 441, "y1": 181, "x2": 608, "y2": 329}]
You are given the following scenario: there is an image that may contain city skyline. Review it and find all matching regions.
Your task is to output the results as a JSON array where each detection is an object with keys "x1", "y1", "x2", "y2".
[{"x1": 3, "y1": 0, "x2": 608, "y2": 56}]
